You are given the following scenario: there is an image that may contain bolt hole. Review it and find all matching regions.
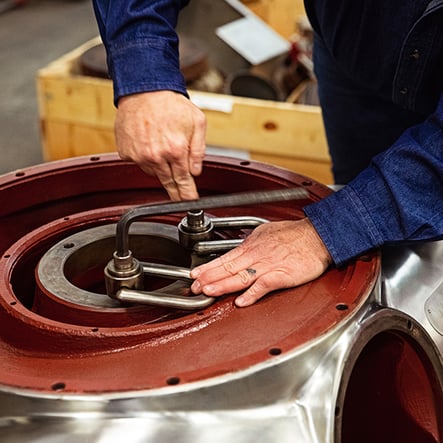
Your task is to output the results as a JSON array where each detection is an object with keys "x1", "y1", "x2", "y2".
[
  {"x1": 302, "y1": 181, "x2": 312, "y2": 186},
  {"x1": 63, "y1": 242, "x2": 75, "y2": 249},
  {"x1": 335, "y1": 406, "x2": 341, "y2": 416},
  {"x1": 240, "y1": 161, "x2": 250, "y2": 166},
  {"x1": 263, "y1": 121, "x2": 278, "y2": 130},
  {"x1": 3, "y1": 254, "x2": 10, "y2": 259},
  {"x1": 91, "y1": 327, "x2": 99, "y2": 332},
  {"x1": 269, "y1": 347, "x2": 282, "y2": 356},
  {"x1": 196, "y1": 311, "x2": 205, "y2": 316},
  {"x1": 407, "y1": 320, "x2": 413, "y2": 331},
  {"x1": 15, "y1": 171, "x2": 25, "y2": 177},
  {"x1": 10, "y1": 301, "x2": 17, "y2": 306},
  {"x1": 63, "y1": 217, "x2": 70, "y2": 221},
  {"x1": 336, "y1": 303, "x2": 349, "y2": 311},
  {"x1": 51, "y1": 382, "x2": 66, "y2": 392},
  {"x1": 166, "y1": 377, "x2": 180, "y2": 386},
  {"x1": 90, "y1": 156, "x2": 100, "y2": 162}
]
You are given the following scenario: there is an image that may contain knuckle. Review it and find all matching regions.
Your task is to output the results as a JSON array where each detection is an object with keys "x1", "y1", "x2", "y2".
[
  {"x1": 168, "y1": 135, "x2": 188, "y2": 152},
  {"x1": 242, "y1": 285, "x2": 263, "y2": 305},
  {"x1": 173, "y1": 173, "x2": 193, "y2": 187},
  {"x1": 238, "y1": 270, "x2": 250, "y2": 285},
  {"x1": 223, "y1": 260, "x2": 236, "y2": 276},
  {"x1": 147, "y1": 151, "x2": 164, "y2": 165},
  {"x1": 258, "y1": 273, "x2": 276, "y2": 288},
  {"x1": 194, "y1": 113, "x2": 206, "y2": 129},
  {"x1": 160, "y1": 177, "x2": 176, "y2": 188}
]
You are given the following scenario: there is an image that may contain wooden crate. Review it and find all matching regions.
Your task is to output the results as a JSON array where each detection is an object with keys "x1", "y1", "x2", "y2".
[
  {"x1": 242, "y1": 0, "x2": 307, "y2": 37},
  {"x1": 37, "y1": 3, "x2": 332, "y2": 184}
]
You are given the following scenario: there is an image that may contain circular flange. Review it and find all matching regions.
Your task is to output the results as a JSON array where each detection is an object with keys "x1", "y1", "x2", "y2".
[
  {"x1": 33, "y1": 221, "x2": 199, "y2": 327},
  {"x1": 36, "y1": 222, "x2": 190, "y2": 308},
  {"x1": 0, "y1": 154, "x2": 380, "y2": 394}
]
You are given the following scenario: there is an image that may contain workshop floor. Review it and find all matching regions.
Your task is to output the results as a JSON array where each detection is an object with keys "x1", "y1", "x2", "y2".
[{"x1": 0, "y1": 0, "x2": 99, "y2": 175}]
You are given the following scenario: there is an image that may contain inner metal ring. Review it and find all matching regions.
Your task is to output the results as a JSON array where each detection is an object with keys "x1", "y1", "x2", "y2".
[{"x1": 36, "y1": 222, "x2": 189, "y2": 308}]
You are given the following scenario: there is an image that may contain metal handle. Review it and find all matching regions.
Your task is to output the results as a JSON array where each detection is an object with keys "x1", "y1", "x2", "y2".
[
  {"x1": 115, "y1": 288, "x2": 215, "y2": 310},
  {"x1": 115, "y1": 188, "x2": 309, "y2": 258},
  {"x1": 105, "y1": 187, "x2": 309, "y2": 309}
]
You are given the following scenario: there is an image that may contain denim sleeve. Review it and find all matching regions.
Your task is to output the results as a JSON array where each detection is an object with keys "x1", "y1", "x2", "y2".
[
  {"x1": 92, "y1": 0, "x2": 190, "y2": 105},
  {"x1": 304, "y1": 93, "x2": 443, "y2": 266}
]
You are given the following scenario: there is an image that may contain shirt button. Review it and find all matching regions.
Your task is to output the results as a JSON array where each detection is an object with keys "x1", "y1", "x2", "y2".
[
  {"x1": 410, "y1": 49, "x2": 420, "y2": 60},
  {"x1": 400, "y1": 87, "x2": 409, "y2": 95}
]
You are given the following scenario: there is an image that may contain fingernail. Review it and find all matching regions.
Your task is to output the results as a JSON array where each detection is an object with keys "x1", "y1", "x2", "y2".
[
  {"x1": 235, "y1": 296, "x2": 246, "y2": 307},
  {"x1": 202, "y1": 285, "x2": 215, "y2": 295},
  {"x1": 192, "y1": 162, "x2": 202, "y2": 175},
  {"x1": 190, "y1": 268, "x2": 200, "y2": 278},
  {"x1": 191, "y1": 281, "x2": 200, "y2": 293}
]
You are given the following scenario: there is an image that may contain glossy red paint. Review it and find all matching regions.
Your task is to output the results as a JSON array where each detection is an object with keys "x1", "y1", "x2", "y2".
[
  {"x1": 1, "y1": 154, "x2": 378, "y2": 394},
  {"x1": 3, "y1": 154, "x2": 442, "y2": 441}
]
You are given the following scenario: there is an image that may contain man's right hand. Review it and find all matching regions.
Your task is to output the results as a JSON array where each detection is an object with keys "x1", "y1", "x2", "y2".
[{"x1": 115, "y1": 90, "x2": 207, "y2": 201}]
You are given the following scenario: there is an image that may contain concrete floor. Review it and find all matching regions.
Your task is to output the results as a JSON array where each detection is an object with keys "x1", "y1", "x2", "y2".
[{"x1": 0, "y1": 0, "x2": 99, "y2": 175}]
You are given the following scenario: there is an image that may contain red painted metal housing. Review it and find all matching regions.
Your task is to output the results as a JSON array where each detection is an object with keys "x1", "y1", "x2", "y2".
[
  {"x1": 0, "y1": 154, "x2": 441, "y2": 443},
  {"x1": 0, "y1": 154, "x2": 378, "y2": 393}
]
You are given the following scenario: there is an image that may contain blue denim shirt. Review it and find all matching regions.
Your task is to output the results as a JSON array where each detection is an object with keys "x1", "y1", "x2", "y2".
[
  {"x1": 93, "y1": 0, "x2": 443, "y2": 266},
  {"x1": 92, "y1": 0, "x2": 190, "y2": 104},
  {"x1": 303, "y1": 0, "x2": 443, "y2": 264}
]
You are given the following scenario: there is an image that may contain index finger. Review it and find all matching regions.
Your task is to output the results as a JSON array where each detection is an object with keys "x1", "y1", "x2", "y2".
[
  {"x1": 169, "y1": 160, "x2": 199, "y2": 200},
  {"x1": 190, "y1": 244, "x2": 252, "y2": 280},
  {"x1": 188, "y1": 120, "x2": 206, "y2": 177},
  {"x1": 153, "y1": 161, "x2": 181, "y2": 201}
]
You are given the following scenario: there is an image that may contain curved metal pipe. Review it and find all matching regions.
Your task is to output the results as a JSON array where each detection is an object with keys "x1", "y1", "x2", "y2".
[{"x1": 115, "y1": 188, "x2": 309, "y2": 257}]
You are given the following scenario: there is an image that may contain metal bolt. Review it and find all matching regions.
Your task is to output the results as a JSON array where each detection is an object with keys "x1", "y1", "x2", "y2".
[{"x1": 186, "y1": 210, "x2": 208, "y2": 232}]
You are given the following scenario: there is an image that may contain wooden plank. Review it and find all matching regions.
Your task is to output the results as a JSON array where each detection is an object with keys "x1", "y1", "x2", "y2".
[
  {"x1": 250, "y1": 153, "x2": 333, "y2": 184},
  {"x1": 40, "y1": 120, "x2": 73, "y2": 161},
  {"x1": 41, "y1": 120, "x2": 117, "y2": 161},
  {"x1": 241, "y1": 0, "x2": 306, "y2": 37},
  {"x1": 41, "y1": 117, "x2": 332, "y2": 183},
  {"x1": 37, "y1": 74, "x2": 115, "y2": 128},
  {"x1": 191, "y1": 91, "x2": 329, "y2": 161},
  {"x1": 71, "y1": 125, "x2": 117, "y2": 157}
]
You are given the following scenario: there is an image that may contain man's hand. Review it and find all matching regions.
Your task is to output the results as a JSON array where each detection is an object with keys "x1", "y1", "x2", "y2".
[
  {"x1": 190, "y1": 218, "x2": 332, "y2": 307},
  {"x1": 115, "y1": 90, "x2": 207, "y2": 200}
]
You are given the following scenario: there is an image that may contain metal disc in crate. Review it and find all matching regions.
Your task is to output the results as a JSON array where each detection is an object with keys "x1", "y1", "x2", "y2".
[
  {"x1": 179, "y1": 35, "x2": 209, "y2": 82},
  {"x1": 79, "y1": 43, "x2": 109, "y2": 79}
]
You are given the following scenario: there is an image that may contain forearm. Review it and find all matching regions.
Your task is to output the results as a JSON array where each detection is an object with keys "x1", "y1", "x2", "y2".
[
  {"x1": 305, "y1": 93, "x2": 443, "y2": 265},
  {"x1": 92, "y1": 0, "x2": 190, "y2": 104}
]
